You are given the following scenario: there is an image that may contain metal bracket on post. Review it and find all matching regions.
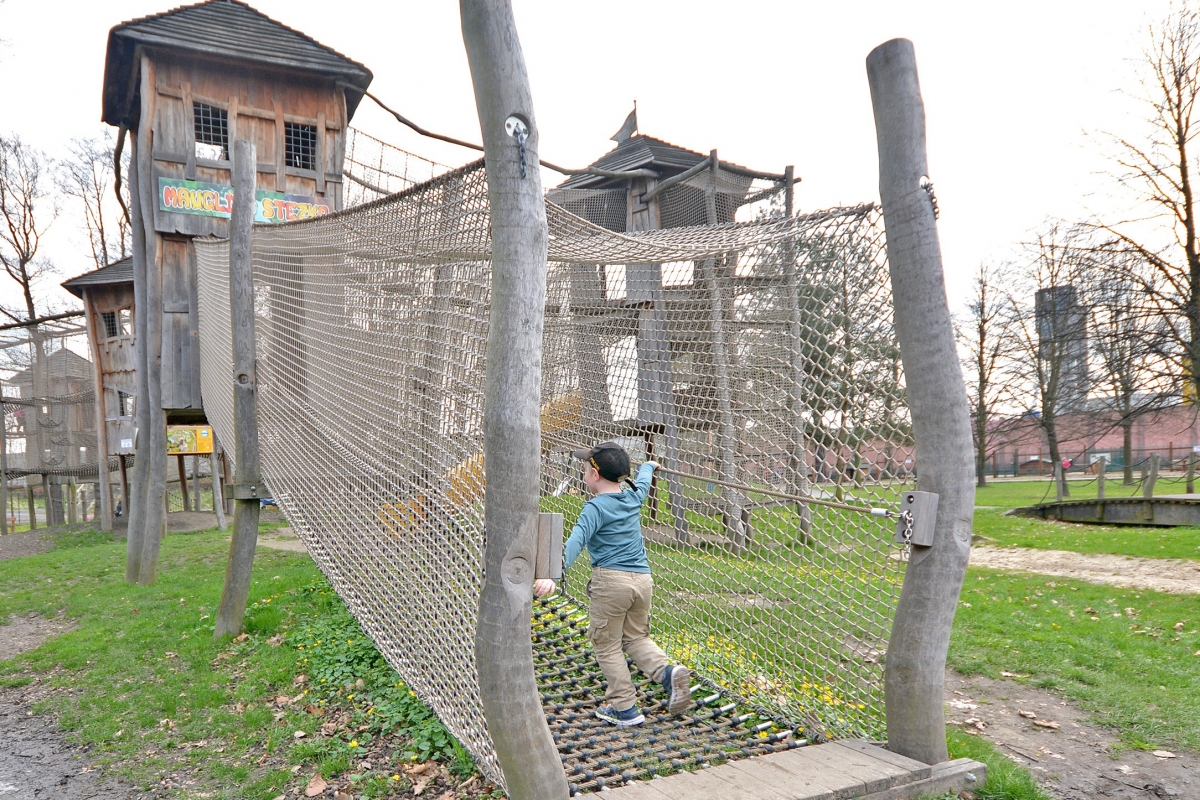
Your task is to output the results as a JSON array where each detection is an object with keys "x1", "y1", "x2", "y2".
[
  {"x1": 535, "y1": 512, "x2": 563, "y2": 581},
  {"x1": 230, "y1": 483, "x2": 263, "y2": 501},
  {"x1": 894, "y1": 490, "x2": 939, "y2": 547}
]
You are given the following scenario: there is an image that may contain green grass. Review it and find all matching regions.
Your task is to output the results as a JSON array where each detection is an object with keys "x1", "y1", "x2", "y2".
[
  {"x1": 950, "y1": 567, "x2": 1200, "y2": 752},
  {"x1": 914, "y1": 729, "x2": 1053, "y2": 800},
  {"x1": 973, "y1": 508, "x2": 1200, "y2": 561},
  {"x1": 0, "y1": 525, "x2": 483, "y2": 800},
  {"x1": 973, "y1": 476, "x2": 1197, "y2": 509}
]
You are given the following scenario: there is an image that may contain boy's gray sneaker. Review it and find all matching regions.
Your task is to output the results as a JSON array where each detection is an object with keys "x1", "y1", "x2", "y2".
[
  {"x1": 662, "y1": 665, "x2": 693, "y2": 715},
  {"x1": 596, "y1": 704, "x2": 645, "y2": 727}
]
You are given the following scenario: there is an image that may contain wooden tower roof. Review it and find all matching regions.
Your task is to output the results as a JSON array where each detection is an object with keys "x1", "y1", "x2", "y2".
[
  {"x1": 61, "y1": 257, "x2": 134, "y2": 299},
  {"x1": 102, "y1": 0, "x2": 373, "y2": 128}
]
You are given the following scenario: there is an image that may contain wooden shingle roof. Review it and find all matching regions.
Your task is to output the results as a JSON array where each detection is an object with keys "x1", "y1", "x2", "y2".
[
  {"x1": 61, "y1": 257, "x2": 134, "y2": 299},
  {"x1": 102, "y1": 0, "x2": 372, "y2": 127}
]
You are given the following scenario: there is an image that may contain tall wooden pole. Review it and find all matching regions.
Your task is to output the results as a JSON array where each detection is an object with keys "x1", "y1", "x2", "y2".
[
  {"x1": 126, "y1": 132, "x2": 148, "y2": 580},
  {"x1": 867, "y1": 38, "x2": 976, "y2": 766},
  {"x1": 215, "y1": 139, "x2": 262, "y2": 639},
  {"x1": 81, "y1": 288, "x2": 113, "y2": 530},
  {"x1": 136, "y1": 52, "x2": 169, "y2": 584},
  {"x1": 460, "y1": 2, "x2": 568, "y2": 796}
]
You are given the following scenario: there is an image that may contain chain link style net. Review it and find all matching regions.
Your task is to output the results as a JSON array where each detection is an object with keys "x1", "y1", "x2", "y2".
[{"x1": 195, "y1": 154, "x2": 910, "y2": 790}]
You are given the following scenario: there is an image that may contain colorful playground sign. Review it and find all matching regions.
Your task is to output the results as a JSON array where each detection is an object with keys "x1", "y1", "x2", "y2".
[
  {"x1": 158, "y1": 178, "x2": 333, "y2": 223},
  {"x1": 166, "y1": 425, "x2": 214, "y2": 455}
]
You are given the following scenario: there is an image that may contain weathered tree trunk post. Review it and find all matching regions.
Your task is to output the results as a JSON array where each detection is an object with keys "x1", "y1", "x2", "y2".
[
  {"x1": 460, "y1": 2, "x2": 568, "y2": 796},
  {"x1": 26, "y1": 483, "x2": 36, "y2": 530},
  {"x1": 1097, "y1": 455, "x2": 1107, "y2": 500},
  {"x1": 214, "y1": 138, "x2": 262, "y2": 639},
  {"x1": 1054, "y1": 462, "x2": 1064, "y2": 503},
  {"x1": 1187, "y1": 450, "x2": 1195, "y2": 494},
  {"x1": 868, "y1": 38, "x2": 976, "y2": 766}
]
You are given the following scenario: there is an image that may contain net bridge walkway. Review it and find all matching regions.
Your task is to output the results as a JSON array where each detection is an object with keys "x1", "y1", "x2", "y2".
[{"x1": 195, "y1": 155, "x2": 919, "y2": 792}]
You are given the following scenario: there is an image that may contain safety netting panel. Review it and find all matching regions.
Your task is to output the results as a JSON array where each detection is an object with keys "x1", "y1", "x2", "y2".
[{"x1": 195, "y1": 159, "x2": 909, "y2": 787}]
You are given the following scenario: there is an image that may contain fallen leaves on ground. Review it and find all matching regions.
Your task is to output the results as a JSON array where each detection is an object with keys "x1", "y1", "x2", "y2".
[
  {"x1": 1154, "y1": 750, "x2": 1177, "y2": 759},
  {"x1": 304, "y1": 774, "x2": 327, "y2": 797},
  {"x1": 1018, "y1": 710, "x2": 1037, "y2": 719},
  {"x1": 1033, "y1": 719, "x2": 1061, "y2": 729}
]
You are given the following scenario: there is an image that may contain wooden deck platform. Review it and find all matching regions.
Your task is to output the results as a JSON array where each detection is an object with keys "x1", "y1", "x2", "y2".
[{"x1": 601, "y1": 739, "x2": 985, "y2": 800}]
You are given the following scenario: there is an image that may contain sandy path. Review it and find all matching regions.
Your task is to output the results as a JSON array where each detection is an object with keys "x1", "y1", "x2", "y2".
[{"x1": 970, "y1": 545, "x2": 1200, "y2": 594}]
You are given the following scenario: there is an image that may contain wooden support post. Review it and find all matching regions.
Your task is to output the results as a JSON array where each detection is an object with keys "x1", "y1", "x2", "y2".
[
  {"x1": 119, "y1": 456, "x2": 129, "y2": 517},
  {"x1": 1097, "y1": 455, "x2": 1106, "y2": 500},
  {"x1": 868, "y1": 38, "x2": 976, "y2": 766},
  {"x1": 81, "y1": 288, "x2": 112, "y2": 530},
  {"x1": 215, "y1": 139, "x2": 262, "y2": 639},
  {"x1": 177, "y1": 454, "x2": 190, "y2": 512},
  {"x1": 781, "y1": 163, "x2": 813, "y2": 542},
  {"x1": 26, "y1": 484, "x2": 36, "y2": 529},
  {"x1": 1144, "y1": 453, "x2": 1159, "y2": 500},
  {"x1": 1188, "y1": 450, "x2": 1195, "y2": 494},
  {"x1": 67, "y1": 482, "x2": 77, "y2": 525},
  {"x1": 192, "y1": 454, "x2": 201, "y2": 512},
  {"x1": 701, "y1": 149, "x2": 747, "y2": 552},
  {"x1": 1054, "y1": 462, "x2": 1064, "y2": 503},
  {"x1": 461, "y1": 2, "x2": 570, "y2": 795},
  {"x1": 211, "y1": 445, "x2": 228, "y2": 531}
]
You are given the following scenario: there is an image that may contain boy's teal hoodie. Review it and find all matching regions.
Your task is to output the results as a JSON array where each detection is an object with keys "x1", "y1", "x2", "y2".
[{"x1": 563, "y1": 462, "x2": 655, "y2": 574}]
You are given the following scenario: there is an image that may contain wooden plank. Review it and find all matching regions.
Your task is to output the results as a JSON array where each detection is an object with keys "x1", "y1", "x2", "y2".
[
  {"x1": 228, "y1": 95, "x2": 240, "y2": 151},
  {"x1": 177, "y1": 454, "x2": 190, "y2": 510},
  {"x1": 798, "y1": 743, "x2": 910, "y2": 794},
  {"x1": 181, "y1": 80, "x2": 196, "y2": 180},
  {"x1": 763, "y1": 747, "x2": 869, "y2": 799},
  {"x1": 721, "y1": 757, "x2": 834, "y2": 800},
  {"x1": 274, "y1": 99, "x2": 286, "y2": 192},
  {"x1": 665, "y1": 767, "x2": 783, "y2": 800},
  {"x1": 603, "y1": 781, "x2": 676, "y2": 800},
  {"x1": 830, "y1": 740, "x2": 930, "y2": 779}
]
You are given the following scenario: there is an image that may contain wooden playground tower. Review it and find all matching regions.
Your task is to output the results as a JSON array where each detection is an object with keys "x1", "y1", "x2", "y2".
[{"x1": 77, "y1": 0, "x2": 372, "y2": 530}]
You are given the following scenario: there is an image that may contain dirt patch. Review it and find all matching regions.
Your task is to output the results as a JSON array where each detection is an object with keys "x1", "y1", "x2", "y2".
[
  {"x1": 946, "y1": 669, "x2": 1198, "y2": 799},
  {"x1": 970, "y1": 545, "x2": 1200, "y2": 595},
  {"x1": 0, "y1": 531, "x2": 56, "y2": 562},
  {"x1": 0, "y1": 618, "x2": 139, "y2": 798},
  {"x1": 166, "y1": 511, "x2": 220, "y2": 533},
  {"x1": 256, "y1": 525, "x2": 308, "y2": 554},
  {"x1": 0, "y1": 613, "x2": 76, "y2": 663},
  {"x1": 0, "y1": 685, "x2": 142, "y2": 798}
]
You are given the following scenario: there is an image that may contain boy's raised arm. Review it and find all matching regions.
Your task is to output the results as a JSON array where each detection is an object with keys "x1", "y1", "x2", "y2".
[{"x1": 563, "y1": 502, "x2": 601, "y2": 571}]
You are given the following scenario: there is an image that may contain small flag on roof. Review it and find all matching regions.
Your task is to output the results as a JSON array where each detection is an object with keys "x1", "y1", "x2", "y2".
[{"x1": 610, "y1": 104, "x2": 637, "y2": 143}]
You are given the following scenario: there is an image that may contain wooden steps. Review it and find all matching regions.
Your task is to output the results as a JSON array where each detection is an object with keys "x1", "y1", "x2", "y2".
[{"x1": 601, "y1": 739, "x2": 985, "y2": 800}]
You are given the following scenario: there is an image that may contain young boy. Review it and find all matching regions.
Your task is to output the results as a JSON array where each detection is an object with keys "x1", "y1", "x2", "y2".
[{"x1": 533, "y1": 441, "x2": 692, "y2": 727}]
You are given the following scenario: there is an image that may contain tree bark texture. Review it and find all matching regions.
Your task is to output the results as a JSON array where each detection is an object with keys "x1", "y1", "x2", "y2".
[
  {"x1": 460, "y1": 2, "x2": 568, "y2": 796},
  {"x1": 214, "y1": 139, "x2": 262, "y2": 639},
  {"x1": 867, "y1": 38, "x2": 976, "y2": 766}
]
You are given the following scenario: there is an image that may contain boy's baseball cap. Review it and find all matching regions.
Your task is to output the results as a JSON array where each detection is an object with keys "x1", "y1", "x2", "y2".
[{"x1": 572, "y1": 441, "x2": 632, "y2": 484}]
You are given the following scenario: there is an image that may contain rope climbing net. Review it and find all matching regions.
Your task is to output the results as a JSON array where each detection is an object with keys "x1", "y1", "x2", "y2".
[
  {"x1": 194, "y1": 152, "x2": 911, "y2": 789},
  {"x1": 0, "y1": 323, "x2": 109, "y2": 480}
]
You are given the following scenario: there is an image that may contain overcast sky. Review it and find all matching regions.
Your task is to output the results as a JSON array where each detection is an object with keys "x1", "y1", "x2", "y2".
[{"x1": 0, "y1": 0, "x2": 1174, "y2": 315}]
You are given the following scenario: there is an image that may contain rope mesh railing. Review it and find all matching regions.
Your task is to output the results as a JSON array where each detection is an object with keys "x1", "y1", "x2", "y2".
[{"x1": 195, "y1": 152, "x2": 911, "y2": 790}]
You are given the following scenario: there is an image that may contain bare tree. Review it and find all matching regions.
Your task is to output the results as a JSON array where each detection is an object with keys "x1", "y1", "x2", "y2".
[
  {"x1": 0, "y1": 134, "x2": 57, "y2": 322},
  {"x1": 1099, "y1": 4, "x2": 1200, "y2": 400},
  {"x1": 59, "y1": 132, "x2": 131, "y2": 272},
  {"x1": 1087, "y1": 243, "x2": 1178, "y2": 483},
  {"x1": 0, "y1": 133, "x2": 62, "y2": 524},
  {"x1": 957, "y1": 263, "x2": 1019, "y2": 487},
  {"x1": 1004, "y1": 225, "x2": 1092, "y2": 498}
]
